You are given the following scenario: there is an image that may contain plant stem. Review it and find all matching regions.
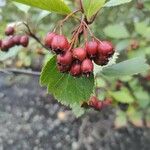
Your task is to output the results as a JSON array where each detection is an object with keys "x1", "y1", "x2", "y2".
[
  {"x1": 0, "y1": 68, "x2": 40, "y2": 76},
  {"x1": 23, "y1": 22, "x2": 49, "y2": 50}
]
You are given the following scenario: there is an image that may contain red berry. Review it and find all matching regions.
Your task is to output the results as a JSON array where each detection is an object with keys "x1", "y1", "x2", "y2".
[
  {"x1": 57, "y1": 51, "x2": 72, "y2": 66},
  {"x1": 7, "y1": 36, "x2": 15, "y2": 47},
  {"x1": 103, "y1": 98, "x2": 112, "y2": 107},
  {"x1": 44, "y1": 32, "x2": 56, "y2": 48},
  {"x1": 13, "y1": 35, "x2": 21, "y2": 45},
  {"x1": 51, "y1": 35, "x2": 70, "y2": 54},
  {"x1": 57, "y1": 64, "x2": 70, "y2": 73},
  {"x1": 1, "y1": 40, "x2": 10, "y2": 52},
  {"x1": 72, "y1": 48, "x2": 87, "y2": 62},
  {"x1": 81, "y1": 59, "x2": 93, "y2": 76},
  {"x1": 98, "y1": 41, "x2": 114, "y2": 56},
  {"x1": 85, "y1": 41, "x2": 98, "y2": 57},
  {"x1": 94, "y1": 54, "x2": 109, "y2": 66},
  {"x1": 70, "y1": 63, "x2": 81, "y2": 77},
  {"x1": 89, "y1": 96, "x2": 102, "y2": 110},
  {"x1": 20, "y1": 35, "x2": 29, "y2": 47},
  {"x1": 5, "y1": 26, "x2": 15, "y2": 36}
]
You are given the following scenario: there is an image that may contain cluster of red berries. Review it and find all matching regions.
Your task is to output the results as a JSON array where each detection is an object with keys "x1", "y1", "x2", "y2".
[
  {"x1": 82, "y1": 96, "x2": 112, "y2": 111},
  {"x1": 44, "y1": 32, "x2": 115, "y2": 77},
  {"x1": 0, "y1": 26, "x2": 29, "y2": 52},
  {"x1": 88, "y1": 96, "x2": 112, "y2": 110}
]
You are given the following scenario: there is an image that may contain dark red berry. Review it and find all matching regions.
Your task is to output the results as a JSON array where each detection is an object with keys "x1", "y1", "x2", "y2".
[
  {"x1": 94, "y1": 54, "x2": 109, "y2": 66},
  {"x1": 103, "y1": 98, "x2": 112, "y2": 107},
  {"x1": 13, "y1": 35, "x2": 21, "y2": 45},
  {"x1": 72, "y1": 48, "x2": 87, "y2": 61},
  {"x1": 44, "y1": 32, "x2": 56, "y2": 48},
  {"x1": 7, "y1": 36, "x2": 15, "y2": 47},
  {"x1": 85, "y1": 41, "x2": 98, "y2": 57},
  {"x1": 5, "y1": 26, "x2": 15, "y2": 36},
  {"x1": 89, "y1": 96, "x2": 102, "y2": 110},
  {"x1": 57, "y1": 64, "x2": 70, "y2": 73},
  {"x1": 81, "y1": 59, "x2": 93, "y2": 76},
  {"x1": 98, "y1": 41, "x2": 114, "y2": 56},
  {"x1": 20, "y1": 35, "x2": 29, "y2": 47},
  {"x1": 51, "y1": 35, "x2": 70, "y2": 54},
  {"x1": 57, "y1": 51, "x2": 72, "y2": 66},
  {"x1": 1, "y1": 40, "x2": 10, "y2": 52},
  {"x1": 70, "y1": 63, "x2": 81, "y2": 77}
]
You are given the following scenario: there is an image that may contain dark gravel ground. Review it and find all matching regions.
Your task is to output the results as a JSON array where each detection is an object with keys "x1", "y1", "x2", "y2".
[{"x1": 0, "y1": 73, "x2": 150, "y2": 150}]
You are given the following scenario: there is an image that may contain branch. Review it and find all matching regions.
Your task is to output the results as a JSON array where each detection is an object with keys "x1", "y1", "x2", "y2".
[
  {"x1": 23, "y1": 22, "x2": 49, "y2": 50},
  {"x1": 79, "y1": 0, "x2": 84, "y2": 13},
  {"x1": 0, "y1": 68, "x2": 40, "y2": 76}
]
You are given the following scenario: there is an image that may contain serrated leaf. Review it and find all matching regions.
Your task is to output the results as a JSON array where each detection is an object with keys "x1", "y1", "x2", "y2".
[
  {"x1": 104, "y1": 0, "x2": 132, "y2": 7},
  {"x1": 12, "y1": 0, "x2": 72, "y2": 15},
  {"x1": 82, "y1": 0, "x2": 106, "y2": 20},
  {"x1": 104, "y1": 24, "x2": 130, "y2": 39},
  {"x1": 109, "y1": 88, "x2": 134, "y2": 103},
  {"x1": 101, "y1": 56, "x2": 149, "y2": 77},
  {"x1": 40, "y1": 56, "x2": 94, "y2": 107}
]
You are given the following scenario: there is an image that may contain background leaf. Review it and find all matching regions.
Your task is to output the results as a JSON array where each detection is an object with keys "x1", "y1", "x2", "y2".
[
  {"x1": 40, "y1": 56, "x2": 94, "y2": 107},
  {"x1": 12, "y1": 0, "x2": 72, "y2": 15},
  {"x1": 101, "y1": 57, "x2": 149, "y2": 77},
  {"x1": 82, "y1": 0, "x2": 106, "y2": 20},
  {"x1": 109, "y1": 88, "x2": 134, "y2": 103},
  {"x1": 104, "y1": 0, "x2": 132, "y2": 7},
  {"x1": 104, "y1": 24, "x2": 130, "y2": 39}
]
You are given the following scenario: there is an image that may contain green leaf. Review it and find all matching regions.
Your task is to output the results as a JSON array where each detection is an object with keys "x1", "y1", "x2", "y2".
[
  {"x1": 71, "y1": 103, "x2": 85, "y2": 117},
  {"x1": 0, "y1": 46, "x2": 21, "y2": 61},
  {"x1": 13, "y1": 2, "x2": 30, "y2": 13},
  {"x1": 12, "y1": 0, "x2": 72, "y2": 15},
  {"x1": 40, "y1": 56, "x2": 94, "y2": 107},
  {"x1": 127, "y1": 107, "x2": 143, "y2": 127},
  {"x1": 104, "y1": 24, "x2": 130, "y2": 39},
  {"x1": 115, "y1": 110, "x2": 127, "y2": 128},
  {"x1": 101, "y1": 57, "x2": 149, "y2": 77},
  {"x1": 82, "y1": 0, "x2": 106, "y2": 20},
  {"x1": 109, "y1": 88, "x2": 134, "y2": 103},
  {"x1": 104, "y1": 0, "x2": 132, "y2": 7},
  {"x1": 134, "y1": 21, "x2": 150, "y2": 39}
]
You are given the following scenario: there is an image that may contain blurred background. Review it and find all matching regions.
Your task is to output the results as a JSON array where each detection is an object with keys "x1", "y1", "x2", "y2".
[{"x1": 0, "y1": 0, "x2": 150, "y2": 150}]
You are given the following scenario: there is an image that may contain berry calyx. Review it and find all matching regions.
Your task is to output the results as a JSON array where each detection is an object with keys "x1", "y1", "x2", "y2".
[
  {"x1": 94, "y1": 54, "x2": 109, "y2": 66},
  {"x1": 5, "y1": 26, "x2": 15, "y2": 36},
  {"x1": 44, "y1": 32, "x2": 56, "y2": 48},
  {"x1": 20, "y1": 35, "x2": 29, "y2": 47},
  {"x1": 57, "y1": 64, "x2": 70, "y2": 73},
  {"x1": 70, "y1": 62, "x2": 81, "y2": 77},
  {"x1": 81, "y1": 59, "x2": 93, "y2": 76},
  {"x1": 57, "y1": 51, "x2": 72, "y2": 66},
  {"x1": 98, "y1": 41, "x2": 114, "y2": 56},
  {"x1": 72, "y1": 48, "x2": 87, "y2": 62},
  {"x1": 51, "y1": 35, "x2": 70, "y2": 54},
  {"x1": 85, "y1": 41, "x2": 98, "y2": 57}
]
